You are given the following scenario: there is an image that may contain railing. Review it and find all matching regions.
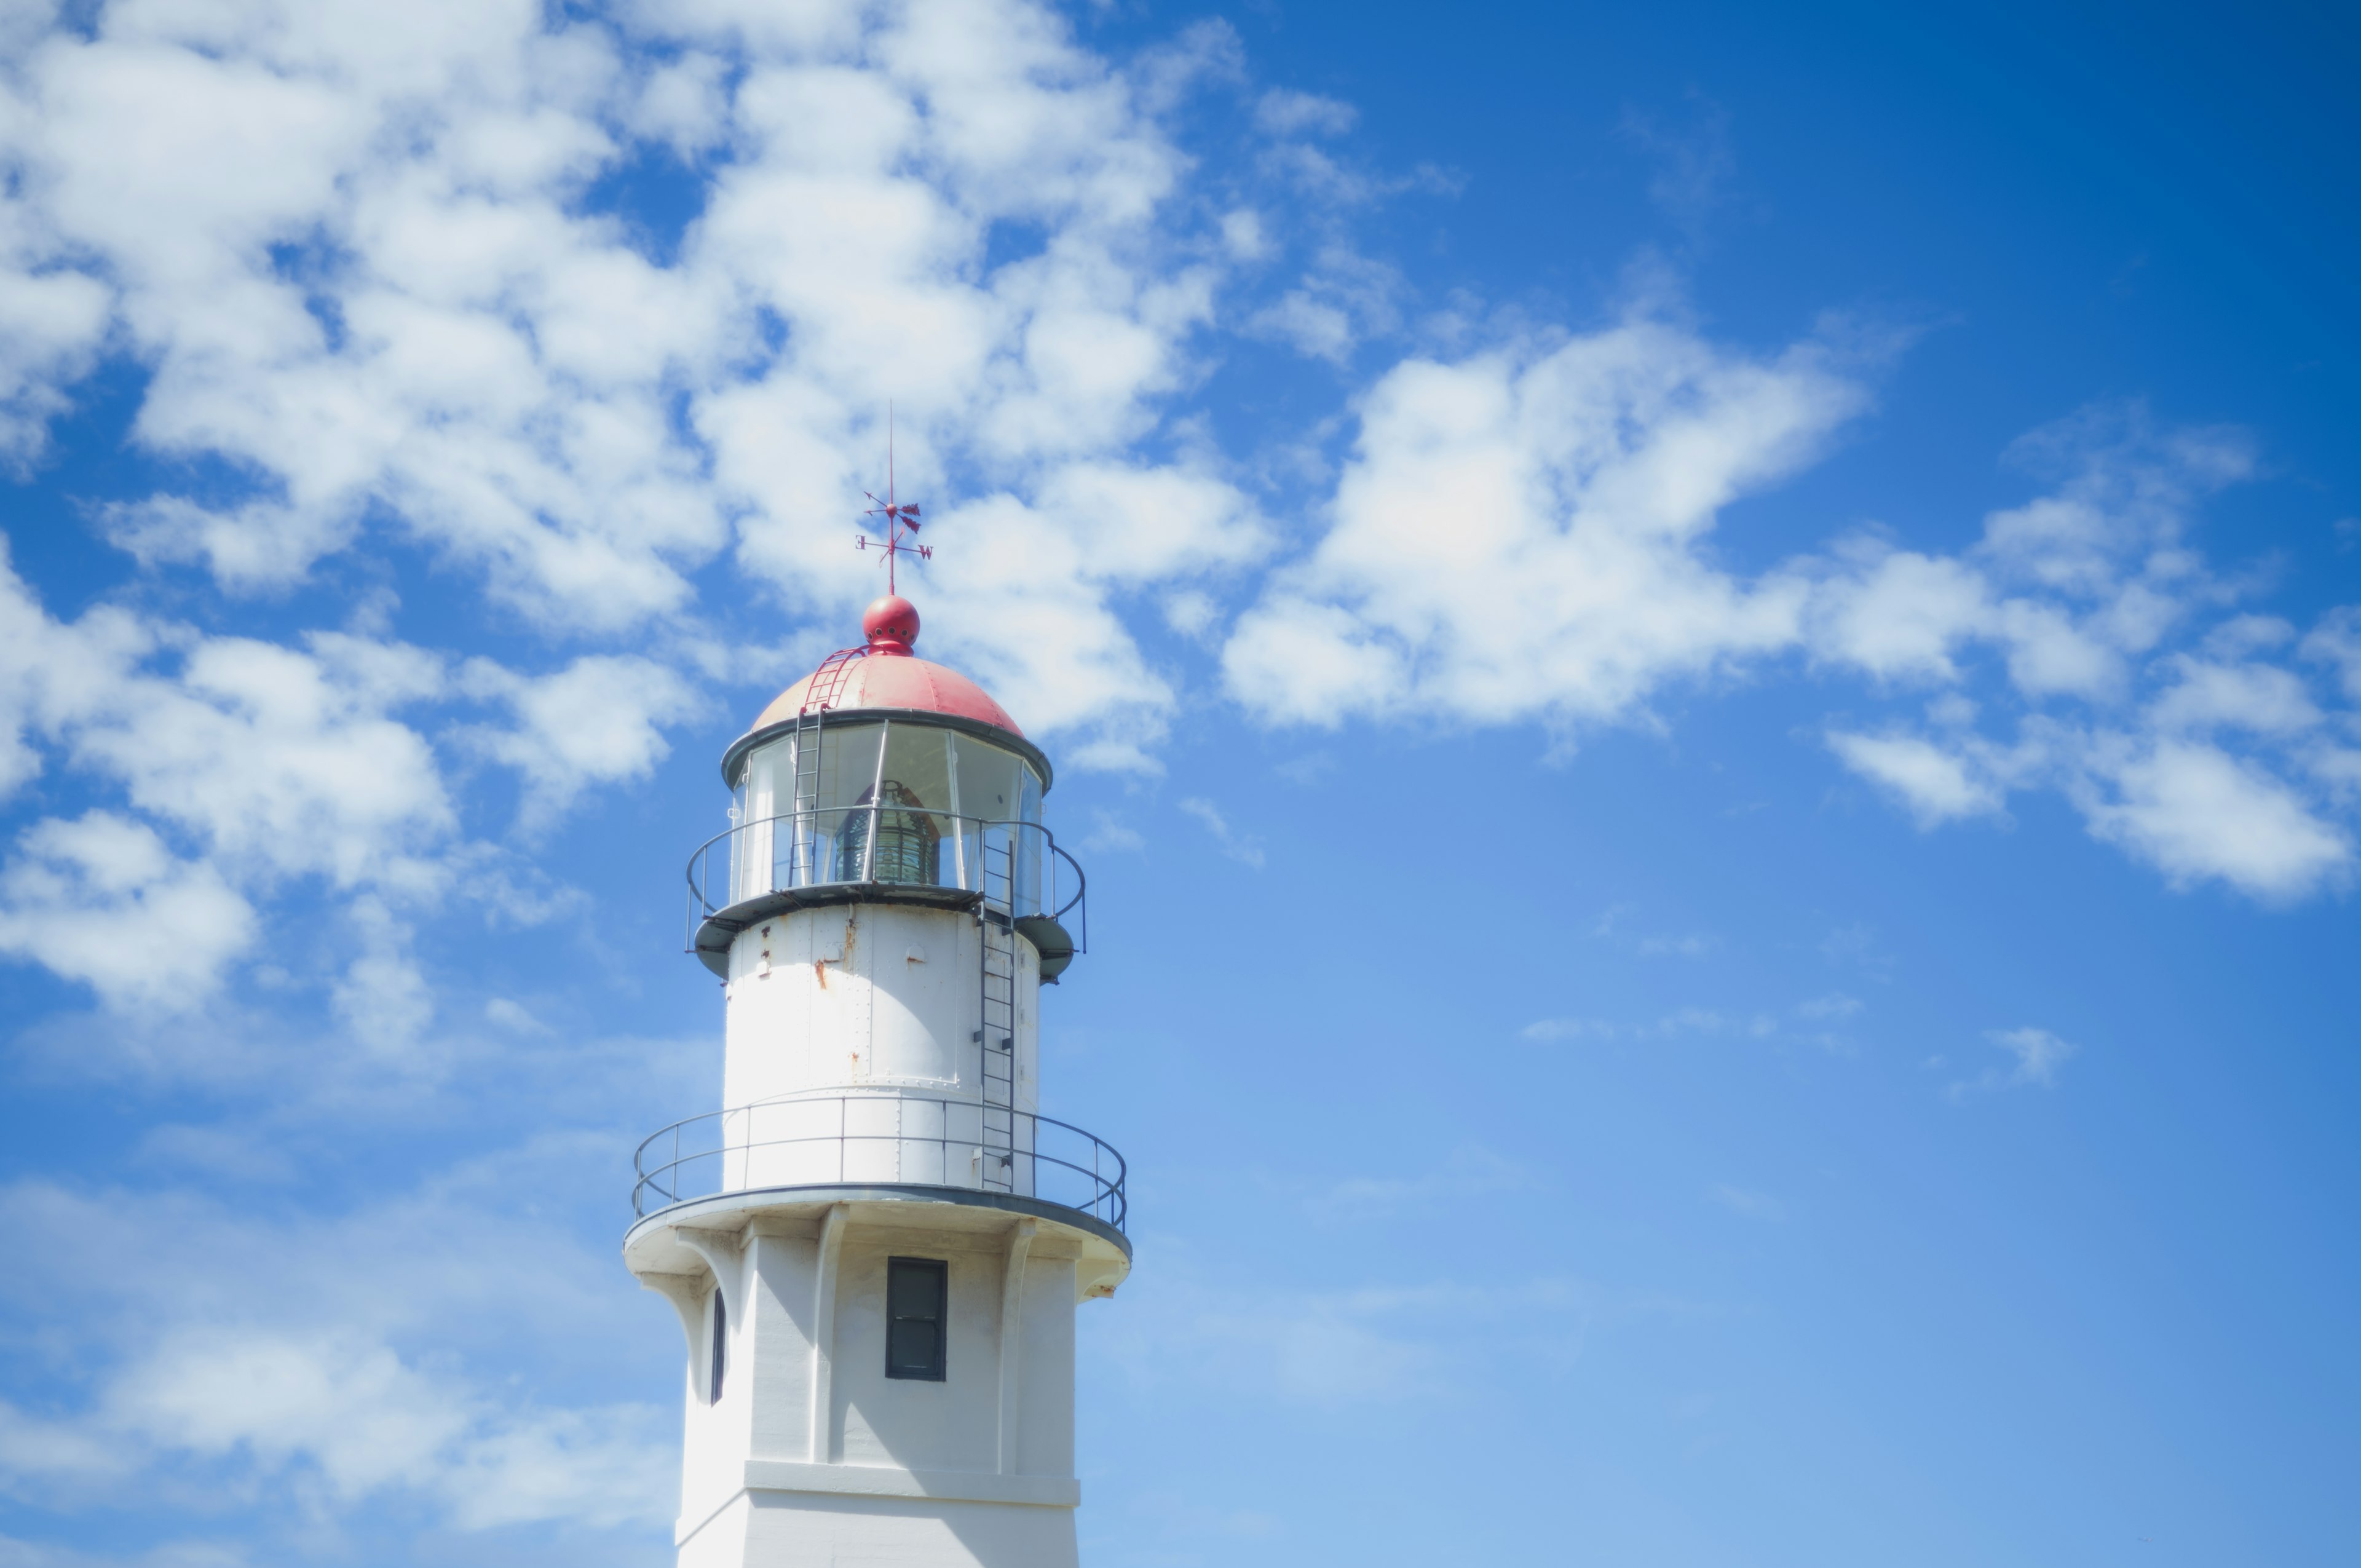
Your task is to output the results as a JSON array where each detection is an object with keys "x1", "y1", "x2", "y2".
[
  {"x1": 686, "y1": 810, "x2": 1085, "y2": 948},
  {"x1": 631, "y1": 1094, "x2": 1127, "y2": 1232}
]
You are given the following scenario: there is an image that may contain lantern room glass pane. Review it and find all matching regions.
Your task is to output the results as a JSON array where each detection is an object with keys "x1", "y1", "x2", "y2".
[
  {"x1": 834, "y1": 721, "x2": 946, "y2": 887},
  {"x1": 949, "y1": 734, "x2": 1018, "y2": 822},
  {"x1": 1014, "y1": 763, "x2": 1044, "y2": 914},
  {"x1": 730, "y1": 740, "x2": 786, "y2": 903},
  {"x1": 797, "y1": 723, "x2": 883, "y2": 884},
  {"x1": 948, "y1": 733, "x2": 1034, "y2": 909}
]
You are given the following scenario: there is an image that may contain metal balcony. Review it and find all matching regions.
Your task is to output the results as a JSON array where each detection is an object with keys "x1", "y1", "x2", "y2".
[{"x1": 631, "y1": 1093, "x2": 1128, "y2": 1237}]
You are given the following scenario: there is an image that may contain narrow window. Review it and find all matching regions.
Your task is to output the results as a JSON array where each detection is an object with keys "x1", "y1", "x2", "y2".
[
  {"x1": 885, "y1": 1257, "x2": 947, "y2": 1381},
  {"x1": 710, "y1": 1288, "x2": 728, "y2": 1403}
]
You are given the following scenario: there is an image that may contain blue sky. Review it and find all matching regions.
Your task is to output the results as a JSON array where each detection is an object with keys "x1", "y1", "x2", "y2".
[{"x1": 0, "y1": 1, "x2": 2356, "y2": 1564}]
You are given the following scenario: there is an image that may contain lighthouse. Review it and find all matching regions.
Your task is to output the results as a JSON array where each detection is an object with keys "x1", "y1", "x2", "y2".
[{"x1": 622, "y1": 590, "x2": 1129, "y2": 1567}]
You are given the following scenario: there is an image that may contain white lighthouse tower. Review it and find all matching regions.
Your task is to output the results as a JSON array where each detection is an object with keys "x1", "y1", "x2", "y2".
[{"x1": 623, "y1": 589, "x2": 1129, "y2": 1567}]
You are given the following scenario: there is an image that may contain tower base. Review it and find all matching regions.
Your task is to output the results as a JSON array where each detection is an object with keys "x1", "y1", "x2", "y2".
[{"x1": 680, "y1": 1487, "x2": 1079, "y2": 1568}]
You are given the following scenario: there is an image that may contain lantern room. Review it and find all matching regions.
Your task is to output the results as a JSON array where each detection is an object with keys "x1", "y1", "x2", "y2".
[{"x1": 687, "y1": 598, "x2": 1085, "y2": 983}]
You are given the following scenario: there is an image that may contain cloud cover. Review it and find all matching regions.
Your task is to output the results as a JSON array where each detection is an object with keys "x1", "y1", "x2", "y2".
[
  {"x1": 0, "y1": 0, "x2": 2356, "y2": 1560},
  {"x1": 0, "y1": 0, "x2": 2352, "y2": 925}
]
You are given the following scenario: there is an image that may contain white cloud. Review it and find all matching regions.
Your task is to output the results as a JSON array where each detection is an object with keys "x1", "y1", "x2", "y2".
[
  {"x1": 1217, "y1": 207, "x2": 1269, "y2": 261},
  {"x1": 0, "y1": 1400, "x2": 138, "y2": 1494},
  {"x1": 2071, "y1": 738, "x2": 2350, "y2": 900},
  {"x1": 1950, "y1": 1024, "x2": 2077, "y2": 1099},
  {"x1": 1808, "y1": 409, "x2": 2249, "y2": 710},
  {"x1": 0, "y1": 0, "x2": 1279, "y2": 767},
  {"x1": 0, "y1": 0, "x2": 2351, "y2": 964},
  {"x1": 1808, "y1": 543, "x2": 1988, "y2": 684},
  {"x1": 109, "y1": 1329, "x2": 664, "y2": 1531},
  {"x1": 461, "y1": 654, "x2": 702, "y2": 829},
  {"x1": 2309, "y1": 744, "x2": 2361, "y2": 805},
  {"x1": 1254, "y1": 89, "x2": 1356, "y2": 138},
  {"x1": 1245, "y1": 244, "x2": 1402, "y2": 364},
  {"x1": 0, "y1": 559, "x2": 473, "y2": 1013},
  {"x1": 1519, "y1": 1017, "x2": 1608, "y2": 1042},
  {"x1": 1251, "y1": 290, "x2": 1355, "y2": 362},
  {"x1": 1804, "y1": 405, "x2": 2361, "y2": 900},
  {"x1": 0, "y1": 545, "x2": 697, "y2": 1019},
  {"x1": 71, "y1": 632, "x2": 456, "y2": 893},
  {"x1": 2300, "y1": 607, "x2": 2361, "y2": 705},
  {"x1": 0, "y1": 1160, "x2": 674, "y2": 1537},
  {"x1": 1082, "y1": 810, "x2": 1145, "y2": 853},
  {"x1": 1991, "y1": 1026, "x2": 2074, "y2": 1085},
  {"x1": 331, "y1": 895, "x2": 435, "y2": 1058},
  {"x1": 1177, "y1": 796, "x2": 1264, "y2": 868},
  {"x1": 1991, "y1": 596, "x2": 2124, "y2": 699},
  {"x1": 0, "y1": 248, "x2": 110, "y2": 470},
  {"x1": 483, "y1": 996, "x2": 552, "y2": 1035},
  {"x1": 0, "y1": 813, "x2": 257, "y2": 1011},
  {"x1": 0, "y1": 558, "x2": 457, "y2": 889},
  {"x1": 1827, "y1": 731, "x2": 2008, "y2": 825},
  {"x1": 1979, "y1": 406, "x2": 2252, "y2": 593},
  {"x1": 2148, "y1": 656, "x2": 2322, "y2": 735},
  {"x1": 1223, "y1": 312, "x2": 1868, "y2": 729},
  {"x1": 0, "y1": 1534, "x2": 247, "y2": 1568}
]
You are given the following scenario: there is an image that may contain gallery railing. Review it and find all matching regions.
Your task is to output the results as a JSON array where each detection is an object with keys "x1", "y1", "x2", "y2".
[
  {"x1": 631, "y1": 1093, "x2": 1127, "y2": 1232},
  {"x1": 686, "y1": 810, "x2": 1085, "y2": 948}
]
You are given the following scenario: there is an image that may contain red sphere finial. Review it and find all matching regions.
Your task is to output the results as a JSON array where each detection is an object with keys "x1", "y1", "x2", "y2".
[{"x1": 863, "y1": 595, "x2": 920, "y2": 654}]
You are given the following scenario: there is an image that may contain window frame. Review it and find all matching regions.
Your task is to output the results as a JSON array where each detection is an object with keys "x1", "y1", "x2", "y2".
[{"x1": 884, "y1": 1256, "x2": 949, "y2": 1382}]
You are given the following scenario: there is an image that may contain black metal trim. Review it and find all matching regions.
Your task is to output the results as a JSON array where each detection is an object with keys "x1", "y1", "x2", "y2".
[
  {"x1": 624, "y1": 1182, "x2": 1135, "y2": 1262},
  {"x1": 720, "y1": 709, "x2": 1054, "y2": 796}
]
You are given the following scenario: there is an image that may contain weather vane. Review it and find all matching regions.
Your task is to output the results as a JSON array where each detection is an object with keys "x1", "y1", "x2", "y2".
[{"x1": 856, "y1": 405, "x2": 930, "y2": 595}]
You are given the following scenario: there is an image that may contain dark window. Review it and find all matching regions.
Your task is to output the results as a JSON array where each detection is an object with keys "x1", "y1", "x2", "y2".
[
  {"x1": 885, "y1": 1257, "x2": 947, "y2": 1381},
  {"x1": 710, "y1": 1288, "x2": 727, "y2": 1403}
]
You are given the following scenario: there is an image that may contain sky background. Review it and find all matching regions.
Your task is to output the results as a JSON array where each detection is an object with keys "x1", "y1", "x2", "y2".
[{"x1": 1, "y1": 1, "x2": 2357, "y2": 1564}]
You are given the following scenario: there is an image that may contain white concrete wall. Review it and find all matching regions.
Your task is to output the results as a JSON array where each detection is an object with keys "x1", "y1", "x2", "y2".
[
  {"x1": 736, "y1": 1493, "x2": 1078, "y2": 1568},
  {"x1": 682, "y1": 1492, "x2": 1079, "y2": 1568},
  {"x1": 1012, "y1": 1255, "x2": 1076, "y2": 1479},
  {"x1": 832, "y1": 1231, "x2": 1005, "y2": 1471},
  {"x1": 724, "y1": 906, "x2": 1040, "y2": 1118},
  {"x1": 666, "y1": 1208, "x2": 1083, "y2": 1568},
  {"x1": 679, "y1": 1281, "x2": 747, "y2": 1525}
]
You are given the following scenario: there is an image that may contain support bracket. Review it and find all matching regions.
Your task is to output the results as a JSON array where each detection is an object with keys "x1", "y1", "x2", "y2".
[
  {"x1": 639, "y1": 1271, "x2": 708, "y2": 1363},
  {"x1": 674, "y1": 1224, "x2": 749, "y2": 1333}
]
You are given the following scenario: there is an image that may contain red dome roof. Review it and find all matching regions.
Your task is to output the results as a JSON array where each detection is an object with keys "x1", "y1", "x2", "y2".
[
  {"x1": 745, "y1": 596, "x2": 1025, "y2": 738},
  {"x1": 748, "y1": 654, "x2": 1022, "y2": 735}
]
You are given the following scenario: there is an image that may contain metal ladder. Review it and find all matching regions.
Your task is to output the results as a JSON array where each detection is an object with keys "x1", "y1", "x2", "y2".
[{"x1": 975, "y1": 832, "x2": 1016, "y2": 1191}]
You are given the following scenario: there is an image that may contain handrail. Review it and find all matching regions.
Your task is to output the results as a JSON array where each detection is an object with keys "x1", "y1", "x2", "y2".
[
  {"x1": 631, "y1": 1093, "x2": 1127, "y2": 1232},
  {"x1": 684, "y1": 809, "x2": 1086, "y2": 949}
]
